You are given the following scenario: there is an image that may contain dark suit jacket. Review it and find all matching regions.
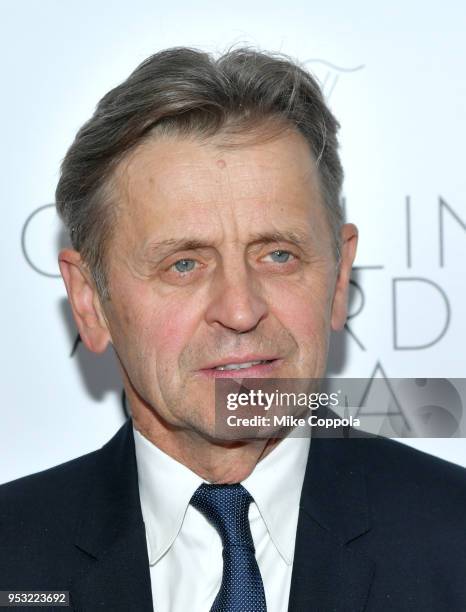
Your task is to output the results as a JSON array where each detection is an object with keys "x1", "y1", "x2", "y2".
[{"x1": 1, "y1": 418, "x2": 466, "y2": 611}]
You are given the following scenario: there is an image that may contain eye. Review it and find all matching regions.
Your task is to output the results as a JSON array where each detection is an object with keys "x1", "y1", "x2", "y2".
[
  {"x1": 265, "y1": 250, "x2": 295, "y2": 263},
  {"x1": 171, "y1": 258, "x2": 197, "y2": 273}
]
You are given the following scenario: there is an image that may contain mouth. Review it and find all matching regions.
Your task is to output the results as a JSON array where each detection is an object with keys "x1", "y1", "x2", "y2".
[{"x1": 197, "y1": 358, "x2": 282, "y2": 378}]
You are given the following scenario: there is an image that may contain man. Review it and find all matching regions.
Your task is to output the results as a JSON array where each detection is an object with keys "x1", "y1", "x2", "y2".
[{"x1": 1, "y1": 47, "x2": 466, "y2": 611}]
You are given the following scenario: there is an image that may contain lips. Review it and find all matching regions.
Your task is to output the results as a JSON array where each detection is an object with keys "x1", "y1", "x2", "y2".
[
  {"x1": 213, "y1": 359, "x2": 270, "y2": 371},
  {"x1": 200, "y1": 355, "x2": 280, "y2": 370},
  {"x1": 197, "y1": 357, "x2": 282, "y2": 378}
]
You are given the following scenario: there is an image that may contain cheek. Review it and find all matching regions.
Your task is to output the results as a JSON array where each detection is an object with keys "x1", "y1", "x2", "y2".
[
  {"x1": 270, "y1": 278, "x2": 334, "y2": 340},
  {"x1": 146, "y1": 297, "x2": 201, "y2": 365}
]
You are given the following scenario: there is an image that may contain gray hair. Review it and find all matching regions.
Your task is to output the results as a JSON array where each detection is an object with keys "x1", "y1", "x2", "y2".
[{"x1": 55, "y1": 46, "x2": 344, "y2": 300}]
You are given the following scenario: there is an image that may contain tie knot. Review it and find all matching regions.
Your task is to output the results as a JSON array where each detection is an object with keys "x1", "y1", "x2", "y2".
[{"x1": 190, "y1": 483, "x2": 254, "y2": 548}]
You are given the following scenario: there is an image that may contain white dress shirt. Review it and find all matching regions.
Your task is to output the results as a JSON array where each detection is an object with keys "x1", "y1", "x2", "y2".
[{"x1": 133, "y1": 426, "x2": 311, "y2": 612}]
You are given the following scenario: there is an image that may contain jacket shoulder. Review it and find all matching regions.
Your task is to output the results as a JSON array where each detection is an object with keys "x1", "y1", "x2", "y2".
[
  {"x1": 0, "y1": 421, "x2": 134, "y2": 588},
  {"x1": 0, "y1": 448, "x2": 100, "y2": 538},
  {"x1": 355, "y1": 436, "x2": 466, "y2": 528},
  {"x1": 360, "y1": 435, "x2": 466, "y2": 483}
]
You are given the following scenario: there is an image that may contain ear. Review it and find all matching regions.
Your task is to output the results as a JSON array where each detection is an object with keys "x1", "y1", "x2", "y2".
[
  {"x1": 58, "y1": 249, "x2": 111, "y2": 353},
  {"x1": 330, "y1": 223, "x2": 358, "y2": 331}
]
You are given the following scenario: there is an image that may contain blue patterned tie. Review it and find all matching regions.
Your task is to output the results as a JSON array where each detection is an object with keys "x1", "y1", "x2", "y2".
[{"x1": 190, "y1": 483, "x2": 267, "y2": 612}]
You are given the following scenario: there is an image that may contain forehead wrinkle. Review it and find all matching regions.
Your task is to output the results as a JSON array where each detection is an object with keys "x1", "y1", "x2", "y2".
[
  {"x1": 141, "y1": 223, "x2": 317, "y2": 262},
  {"x1": 119, "y1": 155, "x2": 220, "y2": 222},
  {"x1": 211, "y1": 145, "x2": 316, "y2": 208},
  {"x1": 222, "y1": 163, "x2": 274, "y2": 203},
  {"x1": 115, "y1": 129, "x2": 317, "y2": 216},
  {"x1": 111, "y1": 130, "x2": 326, "y2": 259}
]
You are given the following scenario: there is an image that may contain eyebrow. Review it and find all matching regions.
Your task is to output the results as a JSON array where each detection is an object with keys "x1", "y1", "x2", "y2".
[
  {"x1": 142, "y1": 229, "x2": 312, "y2": 260},
  {"x1": 248, "y1": 229, "x2": 311, "y2": 248}
]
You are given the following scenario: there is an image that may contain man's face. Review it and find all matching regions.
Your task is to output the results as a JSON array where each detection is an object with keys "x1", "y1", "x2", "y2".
[{"x1": 94, "y1": 128, "x2": 355, "y2": 439}]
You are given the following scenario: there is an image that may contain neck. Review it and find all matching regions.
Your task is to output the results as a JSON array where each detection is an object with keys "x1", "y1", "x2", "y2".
[{"x1": 131, "y1": 399, "x2": 280, "y2": 484}]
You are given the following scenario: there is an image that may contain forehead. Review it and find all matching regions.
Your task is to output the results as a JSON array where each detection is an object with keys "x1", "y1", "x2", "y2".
[{"x1": 112, "y1": 128, "x2": 325, "y2": 246}]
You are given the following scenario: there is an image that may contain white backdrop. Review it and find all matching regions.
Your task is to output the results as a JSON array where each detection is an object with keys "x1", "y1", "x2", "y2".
[{"x1": 1, "y1": 0, "x2": 465, "y2": 484}]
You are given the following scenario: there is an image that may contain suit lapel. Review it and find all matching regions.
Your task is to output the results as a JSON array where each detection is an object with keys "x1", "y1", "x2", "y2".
[
  {"x1": 70, "y1": 419, "x2": 153, "y2": 612},
  {"x1": 288, "y1": 436, "x2": 375, "y2": 612}
]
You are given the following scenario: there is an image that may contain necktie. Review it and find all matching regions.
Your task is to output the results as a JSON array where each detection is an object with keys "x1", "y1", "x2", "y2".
[{"x1": 190, "y1": 483, "x2": 267, "y2": 612}]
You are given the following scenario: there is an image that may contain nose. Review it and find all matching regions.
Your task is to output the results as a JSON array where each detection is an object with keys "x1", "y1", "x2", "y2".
[{"x1": 204, "y1": 261, "x2": 269, "y2": 333}]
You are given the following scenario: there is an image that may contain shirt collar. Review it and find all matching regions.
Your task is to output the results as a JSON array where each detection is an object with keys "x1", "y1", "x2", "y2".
[
  {"x1": 133, "y1": 427, "x2": 204, "y2": 564},
  {"x1": 242, "y1": 431, "x2": 310, "y2": 565},
  {"x1": 133, "y1": 425, "x2": 311, "y2": 566}
]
